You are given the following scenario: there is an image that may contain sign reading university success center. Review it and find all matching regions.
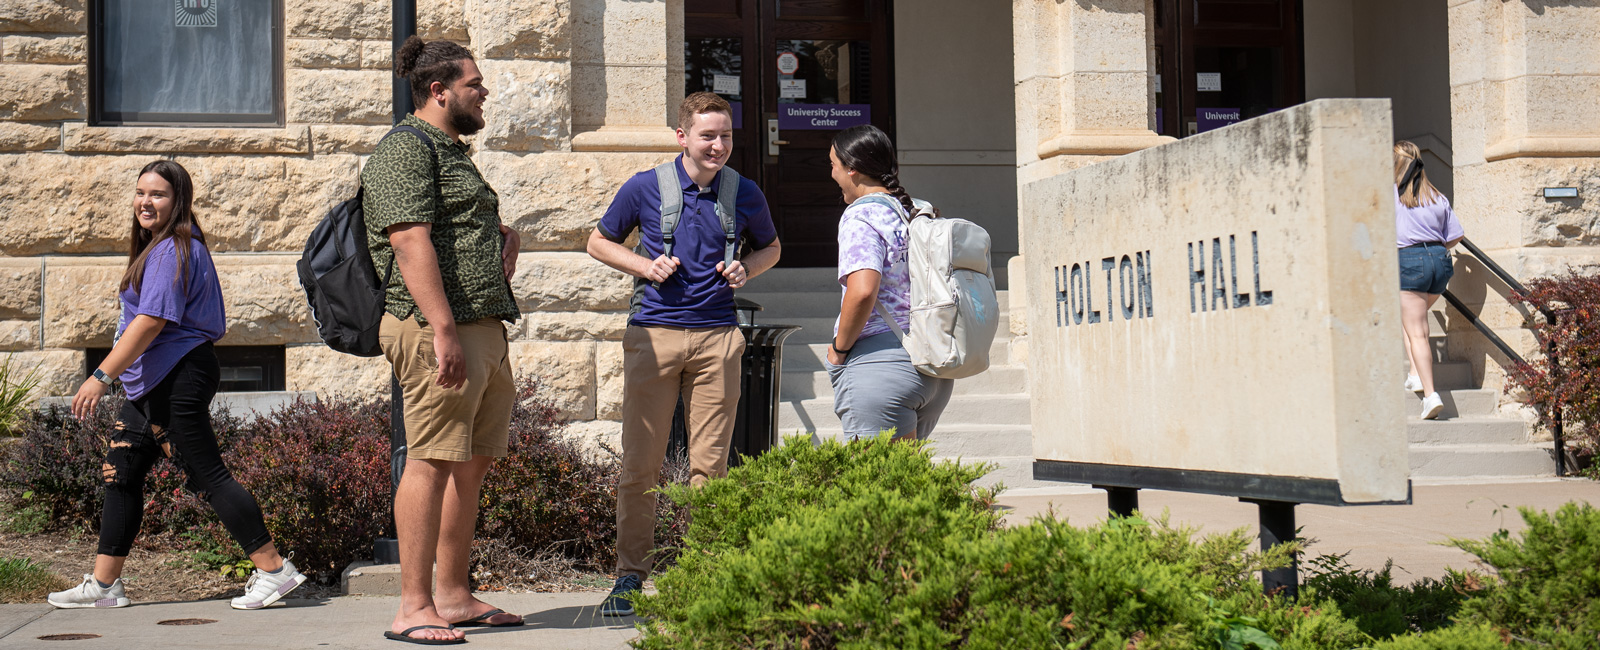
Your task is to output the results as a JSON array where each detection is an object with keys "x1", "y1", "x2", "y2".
[
  {"x1": 778, "y1": 104, "x2": 871, "y2": 130},
  {"x1": 1022, "y1": 100, "x2": 1410, "y2": 505}
]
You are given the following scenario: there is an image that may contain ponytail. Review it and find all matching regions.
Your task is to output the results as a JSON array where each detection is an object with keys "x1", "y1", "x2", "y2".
[{"x1": 833, "y1": 125, "x2": 927, "y2": 217}]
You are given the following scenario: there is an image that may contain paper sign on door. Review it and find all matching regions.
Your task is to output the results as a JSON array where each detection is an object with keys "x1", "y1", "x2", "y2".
[
  {"x1": 1197, "y1": 72, "x2": 1222, "y2": 92},
  {"x1": 713, "y1": 74, "x2": 740, "y2": 96},
  {"x1": 779, "y1": 79, "x2": 807, "y2": 99}
]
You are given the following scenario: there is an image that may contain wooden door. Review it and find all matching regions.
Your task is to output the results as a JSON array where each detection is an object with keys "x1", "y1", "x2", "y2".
[
  {"x1": 1153, "y1": 0, "x2": 1303, "y2": 138},
  {"x1": 686, "y1": 0, "x2": 895, "y2": 268}
]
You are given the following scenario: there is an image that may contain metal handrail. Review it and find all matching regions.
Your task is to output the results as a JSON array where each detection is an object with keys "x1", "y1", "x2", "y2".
[{"x1": 1440, "y1": 240, "x2": 1566, "y2": 476}]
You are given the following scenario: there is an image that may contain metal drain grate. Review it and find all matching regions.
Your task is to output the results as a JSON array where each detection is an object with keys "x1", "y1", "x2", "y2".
[
  {"x1": 157, "y1": 618, "x2": 218, "y2": 626},
  {"x1": 38, "y1": 633, "x2": 102, "y2": 641}
]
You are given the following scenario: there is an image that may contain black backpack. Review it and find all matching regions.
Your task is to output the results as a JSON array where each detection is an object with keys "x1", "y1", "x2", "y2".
[{"x1": 297, "y1": 125, "x2": 436, "y2": 356}]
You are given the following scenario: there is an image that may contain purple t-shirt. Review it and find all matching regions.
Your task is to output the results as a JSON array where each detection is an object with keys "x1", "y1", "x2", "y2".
[
  {"x1": 834, "y1": 196, "x2": 911, "y2": 339},
  {"x1": 1395, "y1": 188, "x2": 1464, "y2": 247},
  {"x1": 597, "y1": 157, "x2": 778, "y2": 328},
  {"x1": 115, "y1": 236, "x2": 226, "y2": 400}
]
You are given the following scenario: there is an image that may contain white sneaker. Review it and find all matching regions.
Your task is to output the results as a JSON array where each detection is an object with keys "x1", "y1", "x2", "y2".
[
  {"x1": 230, "y1": 559, "x2": 307, "y2": 610},
  {"x1": 1404, "y1": 375, "x2": 1423, "y2": 392},
  {"x1": 47, "y1": 574, "x2": 130, "y2": 609},
  {"x1": 1420, "y1": 392, "x2": 1445, "y2": 420}
]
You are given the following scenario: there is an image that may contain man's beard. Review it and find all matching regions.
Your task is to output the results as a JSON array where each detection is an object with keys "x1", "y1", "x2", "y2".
[{"x1": 447, "y1": 96, "x2": 484, "y2": 136}]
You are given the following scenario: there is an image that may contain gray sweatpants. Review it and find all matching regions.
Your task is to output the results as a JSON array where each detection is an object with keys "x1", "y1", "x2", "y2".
[{"x1": 825, "y1": 332, "x2": 955, "y2": 441}]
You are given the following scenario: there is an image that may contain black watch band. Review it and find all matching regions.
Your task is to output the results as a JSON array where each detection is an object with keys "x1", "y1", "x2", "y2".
[{"x1": 831, "y1": 343, "x2": 851, "y2": 356}]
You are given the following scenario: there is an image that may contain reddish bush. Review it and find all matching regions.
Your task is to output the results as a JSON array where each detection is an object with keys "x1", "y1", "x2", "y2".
[
  {"x1": 1, "y1": 378, "x2": 692, "y2": 581},
  {"x1": 1506, "y1": 270, "x2": 1600, "y2": 460}
]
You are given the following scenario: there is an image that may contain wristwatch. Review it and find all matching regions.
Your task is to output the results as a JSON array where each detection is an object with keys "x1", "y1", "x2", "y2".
[{"x1": 91, "y1": 368, "x2": 118, "y2": 387}]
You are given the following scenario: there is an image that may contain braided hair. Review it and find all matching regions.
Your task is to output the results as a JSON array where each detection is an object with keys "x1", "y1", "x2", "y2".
[{"x1": 832, "y1": 125, "x2": 916, "y2": 216}]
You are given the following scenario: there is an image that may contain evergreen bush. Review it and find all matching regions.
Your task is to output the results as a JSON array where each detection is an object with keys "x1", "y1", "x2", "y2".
[
  {"x1": 632, "y1": 436, "x2": 1370, "y2": 650},
  {"x1": 1448, "y1": 502, "x2": 1600, "y2": 649}
]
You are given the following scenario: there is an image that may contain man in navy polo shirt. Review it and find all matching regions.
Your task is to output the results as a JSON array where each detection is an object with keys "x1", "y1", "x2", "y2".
[{"x1": 586, "y1": 92, "x2": 781, "y2": 616}]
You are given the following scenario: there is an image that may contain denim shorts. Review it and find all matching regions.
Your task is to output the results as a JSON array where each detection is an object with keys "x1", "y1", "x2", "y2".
[{"x1": 1398, "y1": 243, "x2": 1454, "y2": 295}]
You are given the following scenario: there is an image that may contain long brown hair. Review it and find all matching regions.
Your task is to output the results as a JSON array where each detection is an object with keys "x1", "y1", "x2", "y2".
[
  {"x1": 121, "y1": 160, "x2": 206, "y2": 294},
  {"x1": 1393, "y1": 141, "x2": 1444, "y2": 209}
]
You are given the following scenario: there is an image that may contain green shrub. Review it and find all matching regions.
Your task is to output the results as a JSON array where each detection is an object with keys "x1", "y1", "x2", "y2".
[
  {"x1": 0, "y1": 356, "x2": 42, "y2": 437},
  {"x1": 1302, "y1": 553, "x2": 1477, "y2": 639},
  {"x1": 0, "y1": 490, "x2": 48, "y2": 534},
  {"x1": 0, "y1": 557, "x2": 67, "y2": 603},
  {"x1": 632, "y1": 436, "x2": 1369, "y2": 650},
  {"x1": 1367, "y1": 624, "x2": 1520, "y2": 649},
  {"x1": 1449, "y1": 502, "x2": 1600, "y2": 649}
]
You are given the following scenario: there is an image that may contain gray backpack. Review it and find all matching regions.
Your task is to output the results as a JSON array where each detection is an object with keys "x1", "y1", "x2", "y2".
[
  {"x1": 856, "y1": 194, "x2": 999, "y2": 379},
  {"x1": 629, "y1": 161, "x2": 742, "y2": 314}
]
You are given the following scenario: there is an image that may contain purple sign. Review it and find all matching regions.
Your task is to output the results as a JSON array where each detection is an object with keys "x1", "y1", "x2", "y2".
[
  {"x1": 778, "y1": 104, "x2": 871, "y2": 130},
  {"x1": 1196, "y1": 108, "x2": 1241, "y2": 133},
  {"x1": 729, "y1": 101, "x2": 743, "y2": 129}
]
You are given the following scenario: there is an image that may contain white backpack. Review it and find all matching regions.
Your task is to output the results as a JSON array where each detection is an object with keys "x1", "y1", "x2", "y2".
[{"x1": 857, "y1": 195, "x2": 1000, "y2": 379}]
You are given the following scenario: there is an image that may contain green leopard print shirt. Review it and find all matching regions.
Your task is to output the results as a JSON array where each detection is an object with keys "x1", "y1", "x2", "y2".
[{"x1": 361, "y1": 115, "x2": 519, "y2": 326}]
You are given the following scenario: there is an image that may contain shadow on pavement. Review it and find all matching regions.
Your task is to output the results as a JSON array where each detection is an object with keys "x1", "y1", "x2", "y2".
[{"x1": 463, "y1": 605, "x2": 638, "y2": 634}]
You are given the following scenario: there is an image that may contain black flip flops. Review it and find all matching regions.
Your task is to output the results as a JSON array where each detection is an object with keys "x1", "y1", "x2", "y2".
[{"x1": 384, "y1": 625, "x2": 466, "y2": 645}]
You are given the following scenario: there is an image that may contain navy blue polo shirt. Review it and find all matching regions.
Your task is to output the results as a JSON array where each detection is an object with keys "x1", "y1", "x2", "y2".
[{"x1": 597, "y1": 156, "x2": 777, "y2": 328}]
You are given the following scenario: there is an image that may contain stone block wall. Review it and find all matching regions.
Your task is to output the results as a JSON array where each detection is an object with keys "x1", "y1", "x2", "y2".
[
  {"x1": 0, "y1": 0, "x2": 683, "y2": 443},
  {"x1": 1446, "y1": 0, "x2": 1600, "y2": 397}
]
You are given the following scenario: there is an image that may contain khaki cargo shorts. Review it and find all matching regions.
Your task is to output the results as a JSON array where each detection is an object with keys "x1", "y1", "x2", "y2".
[{"x1": 379, "y1": 314, "x2": 514, "y2": 462}]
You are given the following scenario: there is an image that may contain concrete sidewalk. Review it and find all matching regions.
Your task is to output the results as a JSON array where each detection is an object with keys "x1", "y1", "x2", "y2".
[
  {"x1": 3, "y1": 479, "x2": 1595, "y2": 648},
  {"x1": 998, "y1": 478, "x2": 1600, "y2": 582},
  {"x1": 0, "y1": 593, "x2": 642, "y2": 649}
]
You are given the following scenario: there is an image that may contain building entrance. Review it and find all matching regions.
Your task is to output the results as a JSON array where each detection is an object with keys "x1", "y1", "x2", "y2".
[
  {"x1": 685, "y1": 0, "x2": 895, "y2": 267},
  {"x1": 1153, "y1": 0, "x2": 1304, "y2": 138}
]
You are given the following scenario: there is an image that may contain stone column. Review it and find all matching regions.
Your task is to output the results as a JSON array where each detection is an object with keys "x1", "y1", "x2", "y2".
[
  {"x1": 1446, "y1": 0, "x2": 1600, "y2": 391},
  {"x1": 1009, "y1": 0, "x2": 1173, "y2": 364},
  {"x1": 569, "y1": 0, "x2": 684, "y2": 151}
]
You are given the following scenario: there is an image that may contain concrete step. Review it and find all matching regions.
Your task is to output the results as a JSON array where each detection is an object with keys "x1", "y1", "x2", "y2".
[
  {"x1": 1408, "y1": 443, "x2": 1556, "y2": 479},
  {"x1": 738, "y1": 290, "x2": 1011, "y2": 320},
  {"x1": 778, "y1": 394, "x2": 1032, "y2": 433},
  {"x1": 1402, "y1": 388, "x2": 1500, "y2": 418},
  {"x1": 1407, "y1": 416, "x2": 1528, "y2": 445},
  {"x1": 780, "y1": 365, "x2": 1028, "y2": 400},
  {"x1": 1430, "y1": 362, "x2": 1474, "y2": 391},
  {"x1": 805, "y1": 424, "x2": 1034, "y2": 458},
  {"x1": 780, "y1": 337, "x2": 1012, "y2": 371},
  {"x1": 945, "y1": 455, "x2": 1068, "y2": 491}
]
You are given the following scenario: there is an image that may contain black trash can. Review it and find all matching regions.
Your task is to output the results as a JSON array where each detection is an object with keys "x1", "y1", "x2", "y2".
[{"x1": 668, "y1": 300, "x2": 801, "y2": 467}]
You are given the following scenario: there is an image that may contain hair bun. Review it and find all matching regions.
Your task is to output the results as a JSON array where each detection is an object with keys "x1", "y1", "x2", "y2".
[{"x1": 394, "y1": 35, "x2": 426, "y2": 78}]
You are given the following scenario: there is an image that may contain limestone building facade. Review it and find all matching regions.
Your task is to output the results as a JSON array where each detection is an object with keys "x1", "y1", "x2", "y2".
[{"x1": 0, "y1": 0, "x2": 1594, "y2": 441}]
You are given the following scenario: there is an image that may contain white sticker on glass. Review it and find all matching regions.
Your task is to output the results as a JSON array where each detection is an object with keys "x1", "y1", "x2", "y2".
[
  {"x1": 713, "y1": 74, "x2": 740, "y2": 96},
  {"x1": 1197, "y1": 72, "x2": 1221, "y2": 92},
  {"x1": 780, "y1": 79, "x2": 807, "y2": 99}
]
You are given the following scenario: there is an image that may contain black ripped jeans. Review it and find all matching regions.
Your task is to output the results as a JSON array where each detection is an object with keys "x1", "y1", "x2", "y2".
[{"x1": 98, "y1": 342, "x2": 272, "y2": 557}]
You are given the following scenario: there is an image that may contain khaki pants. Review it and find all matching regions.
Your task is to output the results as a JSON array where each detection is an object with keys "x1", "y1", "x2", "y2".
[
  {"x1": 379, "y1": 314, "x2": 514, "y2": 462},
  {"x1": 616, "y1": 325, "x2": 745, "y2": 577}
]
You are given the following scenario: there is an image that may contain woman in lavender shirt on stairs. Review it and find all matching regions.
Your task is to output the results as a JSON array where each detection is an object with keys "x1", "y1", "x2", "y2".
[
  {"x1": 47, "y1": 161, "x2": 306, "y2": 611},
  {"x1": 1394, "y1": 141, "x2": 1464, "y2": 420}
]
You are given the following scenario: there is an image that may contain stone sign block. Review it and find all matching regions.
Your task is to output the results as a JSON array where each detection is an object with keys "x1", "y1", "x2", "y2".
[{"x1": 1022, "y1": 99, "x2": 1408, "y2": 504}]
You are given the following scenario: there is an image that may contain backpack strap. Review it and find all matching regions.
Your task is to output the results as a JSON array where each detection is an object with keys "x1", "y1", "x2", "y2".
[
  {"x1": 853, "y1": 193, "x2": 910, "y2": 223},
  {"x1": 714, "y1": 167, "x2": 741, "y2": 269},
  {"x1": 654, "y1": 162, "x2": 683, "y2": 260},
  {"x1": 372, "y1": 124, "x2": 440, "y2": 287},
  {"x1": 873, "y1": 302, "x2": 907, "y2": 344}
]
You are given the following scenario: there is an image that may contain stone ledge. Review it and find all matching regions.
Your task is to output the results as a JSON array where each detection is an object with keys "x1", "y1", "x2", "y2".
[
  {"x1": 311, "y1": 124, "x2": 394, "y2": 155},
  {"x1": 1037, "y1": 130, "x2": 1175, "y2": 158},
  {"x1": 0, "y1": 35, "x2": 85, "y2": 64},
  {"x1": 0, "y1": 2, "x2": 87, "y2": 33},
  {"x1": 342, "y1": 560, "x2": 406, "y2": 596},
  {"x1": 0, "y1": 121, "x2": 57, "y2": 151},
  {"x1": 571, "y1": 126, "x2": 680, "y2": 152},
  {"x1": 1484, "y1": 136, "x2": 1600, "y2": 162},
  {"x1": 62, "y1": 123, "x2": 311, "y2": 154}
]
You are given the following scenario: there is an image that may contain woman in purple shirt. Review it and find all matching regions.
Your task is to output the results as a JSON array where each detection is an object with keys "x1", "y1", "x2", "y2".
[
  {"x1": 50, "y1": 161, "x2": 306, "y2": 611},
  {"x1": 824, "y1": 125, "x2": 954, "y2": 440},
  {"x1": 1393, "y1": 141, "x2": 1464, "y2": 420}
]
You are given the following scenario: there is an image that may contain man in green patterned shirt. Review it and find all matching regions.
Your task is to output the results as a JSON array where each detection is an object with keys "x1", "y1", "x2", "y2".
[{"x1": 362, "y1": 36, "x2": 523, "y2": 644}]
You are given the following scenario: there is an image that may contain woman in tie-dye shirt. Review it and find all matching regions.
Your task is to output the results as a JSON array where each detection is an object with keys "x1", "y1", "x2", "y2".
[{"x1": 822, "y1": 125, "x2": 954, "y2": 441}]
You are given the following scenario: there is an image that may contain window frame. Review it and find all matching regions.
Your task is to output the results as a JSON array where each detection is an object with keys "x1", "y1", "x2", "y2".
[{"x1": 88, "y1": 0, "x2": 286, "y2": 127}]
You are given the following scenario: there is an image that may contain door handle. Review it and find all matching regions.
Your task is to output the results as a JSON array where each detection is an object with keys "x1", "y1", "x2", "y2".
[
  {"x1": 773, "y1": 140, "x2": 790, "y2": 146},
  {"x1": 767, "y1": 118, "x2": 782, "y2": 156}
]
